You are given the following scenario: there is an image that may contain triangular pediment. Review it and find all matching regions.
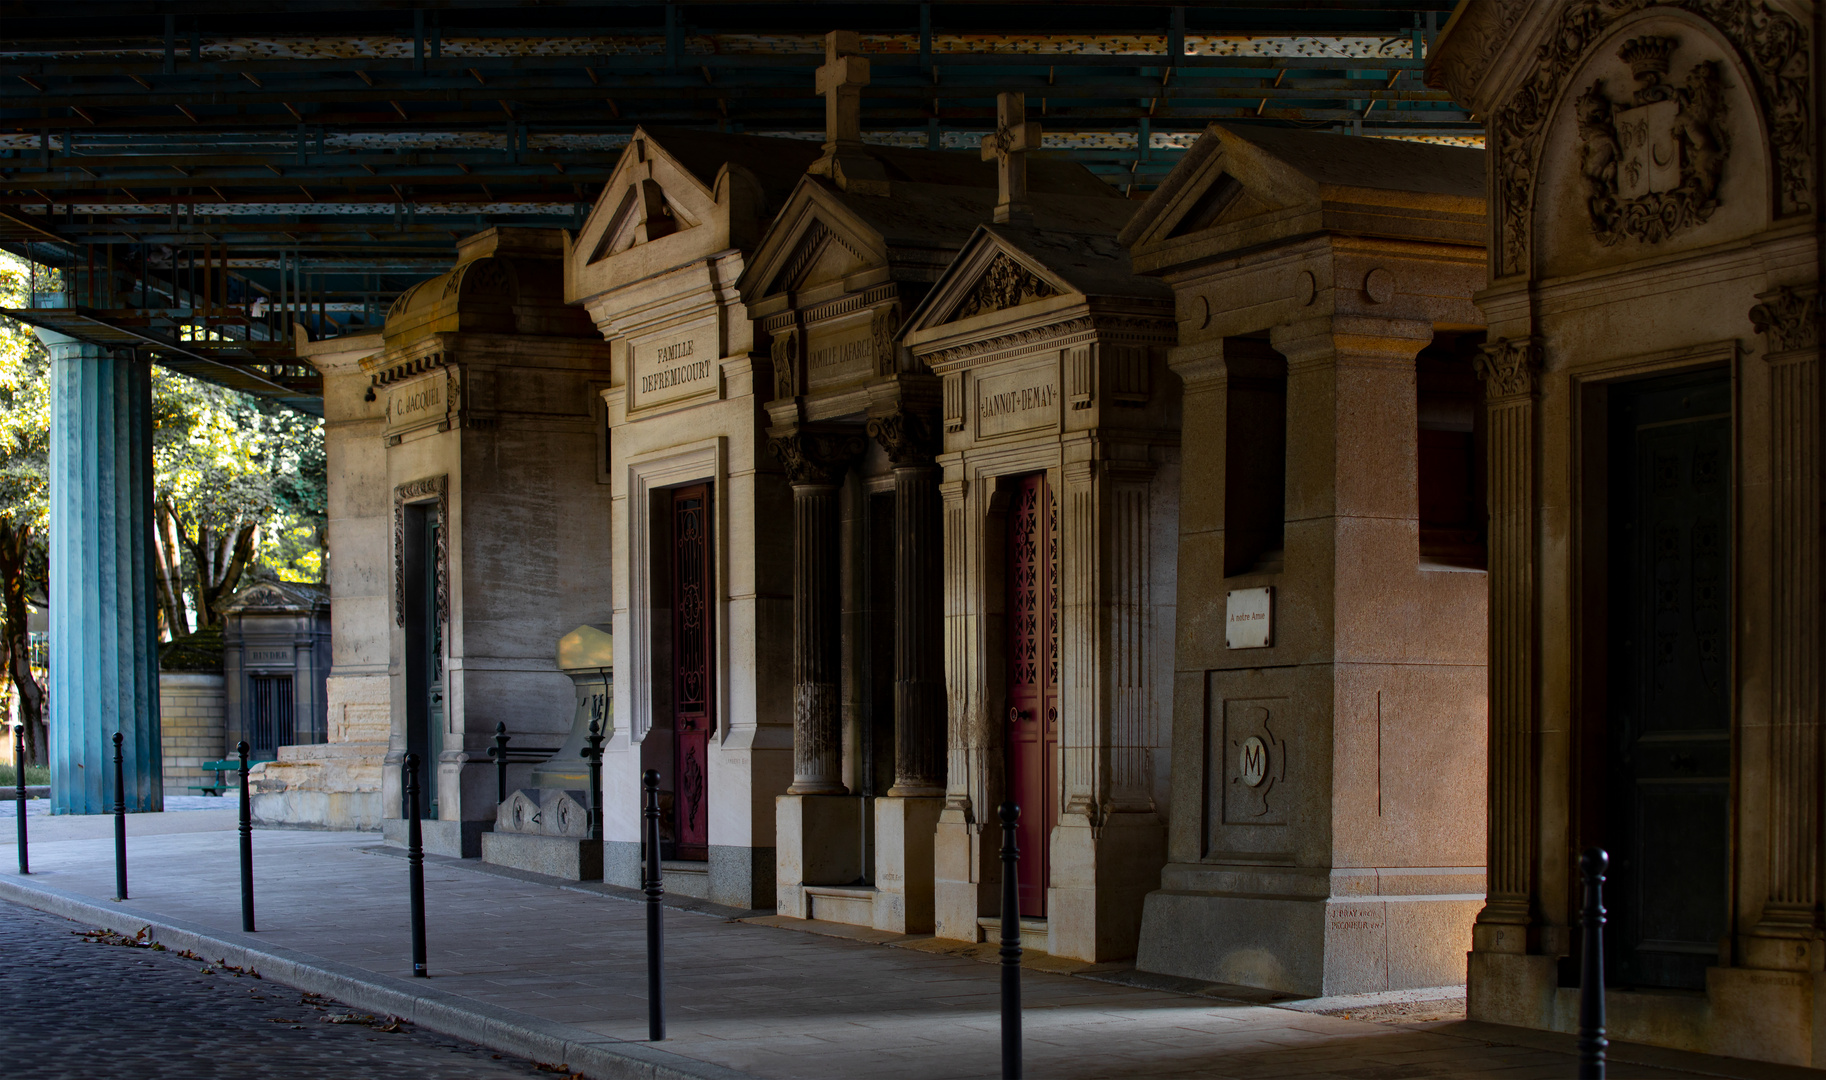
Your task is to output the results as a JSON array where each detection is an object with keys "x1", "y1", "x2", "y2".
[
  {"x1": 1118, "y1": 124, "x2": 1315, "y2": 256},
  {"x1": 739, "y1": 180, "x2": 886, "y2": 302},
  {"x1": 570, "y1": 130, "x2": 711, "y2": 268},
  {"x1": 902, "y1": 229, "x2": 1081, "y2": 336}
]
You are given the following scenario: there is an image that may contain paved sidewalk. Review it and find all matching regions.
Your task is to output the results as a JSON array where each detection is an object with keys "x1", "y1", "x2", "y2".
[{"x1": 0, "y1": 817, "x2": 1815, "y2": 1080}]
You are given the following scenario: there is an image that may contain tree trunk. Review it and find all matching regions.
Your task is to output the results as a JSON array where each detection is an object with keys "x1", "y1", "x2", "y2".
[
  {"x1": 0, "y1": 520, "x2": 46, "y2": 766},
  {"x1": 180, "y1": 515, "x2": 258, "y2": 627},
  {"x1": 152, "y1": 499, "x2": 189, "y2": 640}
]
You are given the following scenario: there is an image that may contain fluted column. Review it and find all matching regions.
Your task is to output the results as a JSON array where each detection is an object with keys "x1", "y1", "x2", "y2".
[
  {"x1": 1473, "y1": 336, "x2": 1541, "y2": 936},
  {"x1": 41, "y1": 332, "x2": 161, "y2": 814},
  {"x1": 1749, "y1": 286, "x2": 1823, "y2": 933},
  {"x1": 868, "y1": 406, "x2": 945, "y2": 796},
  {"x1": 771, "y1": 430, "x2": 865, "y2": 794}
]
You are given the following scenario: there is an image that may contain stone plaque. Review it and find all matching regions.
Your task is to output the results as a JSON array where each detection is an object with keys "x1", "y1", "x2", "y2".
[
  {"x1": 1220, "y1": 698, "x2": 1287, "y2": 825},
  {"x1": 804, "y1": 317, "x2": 875, "y2": 394},
  {"x1": 630, "y1": 320, "x2": 719, "y2": 410},
  {"x1": 1225, "y1": 587, "x2": 1273, "y2": 649},
  {"x1": 248, "y1": 648, "x2": 291, "y2": 665},
  {"x1": 386, "y1": 369, "x2": 456, "y2": 436},
  {"x1": 975, "y1": 363, "x2": 1060, "y2": 438}
]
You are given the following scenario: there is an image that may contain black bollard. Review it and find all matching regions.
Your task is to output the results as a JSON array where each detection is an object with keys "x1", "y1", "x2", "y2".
[
  {"x1": 237, "y1": 740, "x2": 255, "y2": 932},
  {"x1": 1578, "y1": 848, "x2": 1609, "y2": 1079},
  {"x1": 13, "y1": 723, "x2": 27, "y2": 875},
  {"x1": 490, "y1": 722, "x2": 509, "y2": 806},
  {"x1": 999, "y1": 801, "x2": 1022, "y2": 1080},
  {"x1": 642, "y1": 768, "x2": 665, "y2": 1041},
  {"x1": 112, "y1": 731, "x2": 127, "y2": 901},
  {"x1": 405, "y1": 753, "x2": 428, "y2": 978},
  {"x1": 582, "y1": 719, "x2": 605, "y2": 841}
]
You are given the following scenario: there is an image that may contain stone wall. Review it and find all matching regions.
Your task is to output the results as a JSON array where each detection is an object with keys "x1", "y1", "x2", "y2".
[{"x1": 159, "y1": 672, "x2": 226, "y2": 797}]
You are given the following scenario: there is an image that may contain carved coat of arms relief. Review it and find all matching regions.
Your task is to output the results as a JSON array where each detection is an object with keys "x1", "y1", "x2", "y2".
[{"x1": 1576, "y1": 36, "x2": 1731, "y2": 245}]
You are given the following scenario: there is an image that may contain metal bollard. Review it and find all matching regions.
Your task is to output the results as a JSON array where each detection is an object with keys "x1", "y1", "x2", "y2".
[
  {"x1": 112, "y1": 731, "x2": 127, "y2": 901},
  {"x1": 405, "y1": 753, "x2": 428, "y2": 978},
  {"x1": 582, "y1": 719, "x2": 605, "y2": 841},
  {"x1": 1578, "y1": 848, "x2": 1609, "y2": 1080},
  {"x1": 642, "y1": 768, "x2": 665, "y2": 1041},
  {"x1": 999, "y1": 801, "x2": 1022, "y2": 1080},
  {"x1": 13, "y1": 723, "x2": 27, "y2": 875},
  {"x1": 237, "y1": 740, "x2": 255, "y2": 932},
  {"x1": 489, "y1": 722, "x2": 509, "y2": 806}
]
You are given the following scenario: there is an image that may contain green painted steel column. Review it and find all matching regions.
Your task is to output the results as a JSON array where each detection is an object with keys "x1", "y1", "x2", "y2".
[{"x1": 42, "y1": 324, "x2": 161, "y2": 814}]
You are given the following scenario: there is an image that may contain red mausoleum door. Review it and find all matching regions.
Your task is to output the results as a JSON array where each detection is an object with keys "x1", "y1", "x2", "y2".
[
  {"x1": 1007, "y1": 472, "x2": 1058, "y2": 918},
  {"x1": 672, "y1": 484, "x2": 713, "y2": 861}
]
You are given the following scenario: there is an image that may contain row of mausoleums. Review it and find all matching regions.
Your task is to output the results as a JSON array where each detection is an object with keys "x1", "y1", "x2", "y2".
[{"x1": 283, "y1": 5, "x2": 1826, "y2": 1064}]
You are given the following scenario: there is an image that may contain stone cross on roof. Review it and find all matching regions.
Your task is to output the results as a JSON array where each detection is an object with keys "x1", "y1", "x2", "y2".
[
  {"x1": 816, "y1": 30, "x2": 869, "y2": 150},
  {"x1": 981, "y1": 92, "x2": 1040, "y2": 225},
  {"x1": 809, "y1": 30, "x2": 887, "y2": 195}
]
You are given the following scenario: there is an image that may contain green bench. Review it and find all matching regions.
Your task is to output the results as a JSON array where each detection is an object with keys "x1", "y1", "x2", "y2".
[{"x1": 191, "y1": 759, "x2": 242, "y2": 796}]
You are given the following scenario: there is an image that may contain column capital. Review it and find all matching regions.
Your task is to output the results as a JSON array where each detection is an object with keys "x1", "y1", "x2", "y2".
[
  {"x1": 1750, "y1": 284, "x2": 1820, "y2": 355},
  {"x1": 1269, "y1": 314, "x2": 1433, "y2": 370},
  {"x1": 768, "y1": 428, "x2": 866, "y2": 487},
  {"x1": 866, "y1": 404, "x2": 940, "y2": 467},
  {"x1": 1474, "y1": 336, "x2": 1542, "y2": 401}
]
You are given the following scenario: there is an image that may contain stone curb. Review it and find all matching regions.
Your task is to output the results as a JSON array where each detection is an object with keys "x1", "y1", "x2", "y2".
[{"x1": 0, "y1": 874, "x2": 753, "y2": 1080}]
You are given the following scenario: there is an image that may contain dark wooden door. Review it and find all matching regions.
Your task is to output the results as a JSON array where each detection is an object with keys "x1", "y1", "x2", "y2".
[
  {"x1": 404, "y1": 504, "x2": 443, "y2": 820},
  {"x1": 671, "y1": 485, "x2": 713, "y2": 861},
  {"x1": 1607, "y1": 370, "x2": 1731, "y2": 990},
  {"x1": 1007, "y1": 473, "x2": 1058, "y2": 918}
]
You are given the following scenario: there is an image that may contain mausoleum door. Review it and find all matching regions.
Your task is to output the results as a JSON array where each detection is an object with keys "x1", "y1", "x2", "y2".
[
  {"x1": 404, "y1": 503, "x2": 443, "y2": 819},
  {"x1": 1006, "y1": 472, "x2": 1058, "y2": 918},
  {"x1": 671, "y1": 484, "x2": 713, "y2": 861},
  {"x1": 1605, "y1": 370, "x2": 1732, "y2": 991}
]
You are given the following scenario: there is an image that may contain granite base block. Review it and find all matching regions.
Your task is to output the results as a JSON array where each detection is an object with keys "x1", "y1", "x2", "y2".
[{"x1": 480, "y1": 832, "x2": 603, "y2": 881}]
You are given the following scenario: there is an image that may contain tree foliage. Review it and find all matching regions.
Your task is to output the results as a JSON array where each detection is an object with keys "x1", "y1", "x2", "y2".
[
  {"x1": 0, "y1": 251, "x2": 51, "y2": 764},
  {"x1": 151, "y1": 371, "x2": 327, "y2": 635},
  {"x1": 0, "y1": 250, "x2": 326, "y2": 765}
]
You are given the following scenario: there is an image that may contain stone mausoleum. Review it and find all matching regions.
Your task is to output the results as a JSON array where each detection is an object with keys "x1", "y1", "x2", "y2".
[
  {"x1": 1121, "y1": 123, "x2": 1491, "y2": 997},
  {"x1": 1431, "y1": 0, "x2": 1826, "y2": 1064},
  {"x1": 27, "y1": 3, "x2": 1826, "y2": 1070}
]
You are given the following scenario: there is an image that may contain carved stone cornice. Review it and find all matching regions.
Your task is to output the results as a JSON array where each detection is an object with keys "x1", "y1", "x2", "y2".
[
  {"x1": 866, "y1": 405, "x2": 938, "y2": 466},
  {"x1": 393, "y1": 475, "x2": 449, "y2": 628},
  {"x1": 768, "y1": 430, "x2": 866, "y2": 486},
  {"x1": 1490, "y1": 0, "x2": 1810, "y2": 276},
  {"x1": 1474, "y1": 337, "x2": 1542, "y2": 400},
  {"x1": 1750, "y1": 285, "x2": 1820, "y2": 354},
  {"x1": 927, "y1": 316, "x2": 1094, "y2": 366}
]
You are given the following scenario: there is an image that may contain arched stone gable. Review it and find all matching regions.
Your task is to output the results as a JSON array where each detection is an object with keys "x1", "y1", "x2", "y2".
[{"x1": 1483, "y1": 0, "x2": 1809, "y2": 277}]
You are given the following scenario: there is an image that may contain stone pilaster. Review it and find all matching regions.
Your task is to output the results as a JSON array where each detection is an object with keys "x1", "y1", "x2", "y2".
[
  {"x1": 1749, "y1": 287, "x2": 1823, "y2": 942},
  {"x1": 771, "y1": 429, "x2": 865, "y2": 794},
  {"x1": 43, "y1": 337, "x2": 161, "y2": 814},
  {"x1": 1472, "y1": 335, "x2": 1541, "y2": 943},
  {"x1": 867, "y1": 406, "x2": 945, "y2": 796}
]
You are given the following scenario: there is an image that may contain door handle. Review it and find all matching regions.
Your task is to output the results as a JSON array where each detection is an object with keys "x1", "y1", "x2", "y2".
[{"x1": 1009, "y1": 707, "x2": 1032, "y2": 723}]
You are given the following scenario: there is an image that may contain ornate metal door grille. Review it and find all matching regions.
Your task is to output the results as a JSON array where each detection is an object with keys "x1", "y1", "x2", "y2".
[
  {"x1": 248, "y1": 675, "x2": 294, "y2": 754},
  {"x1": 672, "y1": 484, "x2": 713, "y2": 861},
  {"x1": 1007, "y1": 472, "x2": 1058, "y2": 918}
]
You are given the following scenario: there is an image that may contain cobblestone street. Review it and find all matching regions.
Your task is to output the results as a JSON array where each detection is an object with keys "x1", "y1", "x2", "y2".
[{"x1": 0, "y1": 899, "x2": 565, "y2": 1079}]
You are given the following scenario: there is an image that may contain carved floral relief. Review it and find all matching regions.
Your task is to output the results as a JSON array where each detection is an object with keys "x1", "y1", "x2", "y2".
[{"x1": 954, "y1": 253, "x2": 1056, "y2": 320}]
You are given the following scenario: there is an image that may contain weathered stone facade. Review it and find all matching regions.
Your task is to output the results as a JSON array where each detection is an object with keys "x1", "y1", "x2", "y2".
[
  {"x1": 567, "y1": 127, "x2": 822, "y2": 907},
  {"x1": 1430, "y1": 0, "x2": 1824, "y2": 1064},
  {"x1": 902, "y1": 196, "x2": 1180, "y2": 962},
  {"x1": 1121, "y1": 124, "x2": 1491, "y2": 996},
  {"x1": 366, "y1": 227, "x2": 615, "y2": 857}
]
